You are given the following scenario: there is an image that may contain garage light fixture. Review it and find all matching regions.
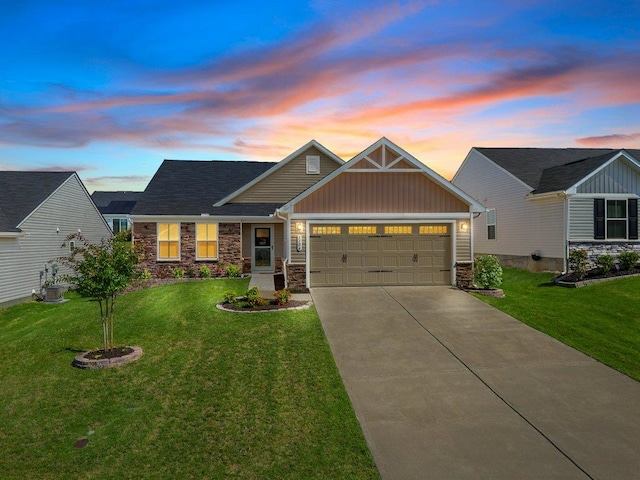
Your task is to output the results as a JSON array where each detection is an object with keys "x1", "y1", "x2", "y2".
[
  {"x1": 295, "y1": 222, "x2": 305, "y2": 233},
  {"x1": 459, "y1": 221, "x2": 469, "y2": 233}
]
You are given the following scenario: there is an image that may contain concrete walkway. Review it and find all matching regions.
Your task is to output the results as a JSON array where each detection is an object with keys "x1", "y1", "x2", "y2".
[{"x1": 311, "y1": 286, "x2": 640, "y2": 480}]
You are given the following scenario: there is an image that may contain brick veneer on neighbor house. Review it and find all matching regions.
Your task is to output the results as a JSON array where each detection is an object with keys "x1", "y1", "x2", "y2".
[{"x1": 133, "y1": 222, "x2": 242, "y2": 277}]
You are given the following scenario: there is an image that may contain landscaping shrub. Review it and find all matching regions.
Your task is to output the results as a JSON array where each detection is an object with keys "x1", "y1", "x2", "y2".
[
  {"x1": 474, "y1": 254, "x2": 503, "y2": 289},
  {"x1": 246, "y1": 286, "x2": 266, "y2": 308},
  {"x1": 226, "y1": 264, "x2": 241, "y2": 278},
  {"x1": 199, "y1": 265, "x2": 211, "y2": 278},
  {"x1": 186, "y1": 266, "x2": 196, "y2": 278},
  {"x1": 568, "y1": 249, "x2": 588, "y2": 279},
  {"x1": 139, "y1": 268, "x2": 152, "y2": 280},
  {"x1": 172, "y1": 267, "x2": 185, "y2": 279},
  {"x1": 618, "y1": 251, "x2": 640, "y2": 271},
  {"x1": 223, "y1": 291, "x2": 237, "y2": 304},
  {"x1": 274, "y1": 289, "x2": 291, "y2": 306},
  {"x1": 595, "y1": 254, "x2": 615, "y2": 274}
]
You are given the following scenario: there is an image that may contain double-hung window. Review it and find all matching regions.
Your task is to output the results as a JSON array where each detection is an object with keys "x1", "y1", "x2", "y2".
[
  {"x1": 197, "y1": 224, "x2": 218, "y2": 259},
  {"x1": 158, "y1": 223, "x2": 180, "y2": 260},
  {"x1": 594, "y1": 198, "x2": 638, "y2": 240},
  {"x1": 486, "y1": 208, "x2": 496, "y2": 240}
]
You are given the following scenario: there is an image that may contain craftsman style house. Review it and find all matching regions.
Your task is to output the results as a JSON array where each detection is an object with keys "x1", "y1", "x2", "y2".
[
  {"x1": 131, "y1": 138, "x2": 484, "y2": 289},
  {"x1": 453, "y1": 148, "x2": 640, "y2": 272}
]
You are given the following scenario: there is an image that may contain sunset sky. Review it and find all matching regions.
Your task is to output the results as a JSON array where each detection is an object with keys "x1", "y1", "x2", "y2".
[{"x1": 1, "y1": 0, "x2": 639, "y2": 192}]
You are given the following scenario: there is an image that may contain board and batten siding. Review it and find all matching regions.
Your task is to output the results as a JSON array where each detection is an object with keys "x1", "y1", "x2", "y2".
[
  {"x1": 294, "y1": 172, "x2": 469, "y2": 214},
  {"x1": 577, "y1": 156, "x2": 640, "y2": 194},
  {"x1": 453, "y1": 149, "x2": 565, "y2": 259},
  {"x1": 0, "y1": 175, "x2": 112, "y2": 304},
  {"x1": 232, "y1": 147, "x2": 341, "y2": 203}
]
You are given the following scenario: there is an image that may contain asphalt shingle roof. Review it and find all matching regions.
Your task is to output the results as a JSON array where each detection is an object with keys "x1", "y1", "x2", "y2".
[
  {"x1": 91, "y1": 191, "x2": 143, "y2": 214},
  {"x1": 132, "y1": 160, "x2": 279, "y2": 216},
  {"x1": 476, "y1": 148, "x2": 640, "y2": 193},
  {"x1": 0, "y1": 171, "x2": 74, "y2": 232}
]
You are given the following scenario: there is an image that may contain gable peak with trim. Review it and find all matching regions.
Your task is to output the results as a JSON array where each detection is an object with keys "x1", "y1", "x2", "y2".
[{"x1": 472, "y1": 147, "x2": 640, "y2": 194}]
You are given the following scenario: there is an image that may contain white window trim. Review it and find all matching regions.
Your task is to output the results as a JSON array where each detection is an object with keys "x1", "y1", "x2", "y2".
[
  {"x1": 486, "y1": 208, "x2": 496, "y2": 240},
  {"x1": 605, "y1": 198, "x2": 627, "y2": 240},
  {"x1": 306, "y1": 155, "x2": 320, "y2": 174},
  {"x1": 195, "y1": 223, "x2": 219, "y2": 261},
  {"x1": 157, "y1": 223, "x2": 181, "y2": 261}
]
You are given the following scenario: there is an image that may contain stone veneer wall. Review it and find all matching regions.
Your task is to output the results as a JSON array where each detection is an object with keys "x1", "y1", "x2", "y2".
[
  {"x1": 455, "y1": 262, "x2": 474, "y2": 289},
  {"x1": 133, "y1": 222, "x2": 242, "y2": 278},
  {"x1": 286, "y1": 263, "x2": 307, "y2": 291},
  {"x1": 569, "y1": 242, "x2": 640, "y2": 269}
]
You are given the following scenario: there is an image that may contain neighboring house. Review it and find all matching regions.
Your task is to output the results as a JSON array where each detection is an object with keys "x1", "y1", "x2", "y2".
[
  {"x1": 0, "y1": 171, "x2": 112, "y2": 305},
  {"x1": 452, "y1": 148, "x2": 640, "y2": 272},
  {"x1": 131, "y1": 137, "x2": 483, "y2": 289},
  {"x1": 91, "y1": 191, "x2": 143, "y2": 233}
]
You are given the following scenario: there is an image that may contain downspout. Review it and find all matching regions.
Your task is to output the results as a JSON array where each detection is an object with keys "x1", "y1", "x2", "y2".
[
  {"x1": 274, "y1": 209, "x2": 288, "y2": 285},
  {"x1": 563, "y1": 194, "x2": 570, "y2": 274}
]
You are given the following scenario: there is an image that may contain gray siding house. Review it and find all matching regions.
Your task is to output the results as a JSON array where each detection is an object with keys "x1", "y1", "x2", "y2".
[
  {"x1": 452, "y1": 148, "x2": 640, "y2": 272},
  {"x1": 0, "y1": 172, "x2": 112, "y2": 305}
]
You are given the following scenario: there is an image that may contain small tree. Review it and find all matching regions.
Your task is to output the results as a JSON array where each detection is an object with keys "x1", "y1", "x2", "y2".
[
  {"x1": 59, "y1": 232, "x2": 143, "y2": 353},
  {"x1": 474, "y1": 255, "x2": 503, "y2": 289}
]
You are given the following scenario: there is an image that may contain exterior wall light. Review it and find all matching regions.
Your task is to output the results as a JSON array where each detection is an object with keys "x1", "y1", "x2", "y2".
[
  {"x1": 459, "y1": 221, "x2": 469, "y2": 233},
  {"x1": 296, "y1": 222, "x2": 305, "y2": 233}
]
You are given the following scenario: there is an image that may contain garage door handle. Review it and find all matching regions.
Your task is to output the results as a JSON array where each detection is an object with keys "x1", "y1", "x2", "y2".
[
  {"x1": 342, "y1": 254, "x2": 347, "y2": 263},
  {"x1": 412, "y1": 254, "x2": 418, "y2": 262},
  {"x1": 440, "y1": 269, "x2": 451, "y2": 272}
]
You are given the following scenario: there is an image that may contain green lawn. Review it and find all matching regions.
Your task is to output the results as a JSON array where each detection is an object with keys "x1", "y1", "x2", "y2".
[
  {"x1": 0, "y1": 280, "x2": 378, "y2": 480},
  {"x1": 475, "y1": 268, "x2": 640, "y2": 381}
]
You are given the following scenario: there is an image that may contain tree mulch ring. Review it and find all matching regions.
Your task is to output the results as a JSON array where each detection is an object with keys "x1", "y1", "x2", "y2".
[
  {"x1": 73, "y1": 345, "x2": 143, "y2": 369},
  {"x1": 217, "y1": 299, "x2": 312, "y2": 313}
]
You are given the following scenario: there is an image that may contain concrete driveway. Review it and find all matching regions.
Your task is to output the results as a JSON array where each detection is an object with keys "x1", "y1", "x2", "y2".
[{"x1": 311, "y1": 286, "x2": 640, "y2": 480}]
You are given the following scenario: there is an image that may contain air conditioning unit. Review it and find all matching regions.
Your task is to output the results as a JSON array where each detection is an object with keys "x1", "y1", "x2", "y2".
[{"x1": 45, "y1": 285, "x2": 64, "y2": 302}]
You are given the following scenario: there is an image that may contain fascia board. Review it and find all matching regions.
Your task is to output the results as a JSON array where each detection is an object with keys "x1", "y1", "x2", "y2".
[{"x1": 566, "y1": 151, "x2": 640, "y2": 194}]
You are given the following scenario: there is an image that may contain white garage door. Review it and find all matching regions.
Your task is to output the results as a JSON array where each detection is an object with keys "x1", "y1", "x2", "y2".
[{"x1": 309, "y1": 224, "x2": 451, "y2": 287}]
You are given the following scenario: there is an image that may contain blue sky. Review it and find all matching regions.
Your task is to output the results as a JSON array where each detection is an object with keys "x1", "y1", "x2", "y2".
[{"x1": 1, "y1": 0, "x2": 639, "y2": 192}]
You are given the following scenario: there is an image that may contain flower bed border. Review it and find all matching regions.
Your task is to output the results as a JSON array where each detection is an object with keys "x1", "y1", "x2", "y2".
[
  {"x1": 73, "y1": 346, "x2": 143, "y2": 369},
  {"x1": 554, "y1": 272, "x2": 640, "y2": 288}
]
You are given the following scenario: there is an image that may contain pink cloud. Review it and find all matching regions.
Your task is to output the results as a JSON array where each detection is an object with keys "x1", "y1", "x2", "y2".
[{"x1": 576, "y1": 133, "x2": 640, "y2": 147}]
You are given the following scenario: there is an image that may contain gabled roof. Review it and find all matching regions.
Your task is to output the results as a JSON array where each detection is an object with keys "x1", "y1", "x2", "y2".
[
  {"x1": 475, "y1": 148, "x2": 640, "y2": 194},
  {"x1": 280, "y1": 137, "x2": 485, "y2": 213},
  {"x1": 91, "y1": 191, "x2": 144, "y2": 214},
  {"x1": 213, "y1": 140, "x2": 344, "y2": 206},
  {"x1": 131, "y1": 159, "x2": 278, "y2": 216},
  {"x1": 0, "y1": 171, "x2": 75, "y2": 232}
]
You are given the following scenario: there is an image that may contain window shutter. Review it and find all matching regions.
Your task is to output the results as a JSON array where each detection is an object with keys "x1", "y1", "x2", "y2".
[
  {"x1": 629, "y1": 198, "x2": 638, "y2": 240},
  {"x1": 594, "y1": 198, "x2": 605, "y2": 239}
]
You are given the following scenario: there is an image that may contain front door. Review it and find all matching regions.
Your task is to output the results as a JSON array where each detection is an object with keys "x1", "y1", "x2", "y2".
[{"x1": 252, "y1": 226, "x2": 274, "y2": 272}]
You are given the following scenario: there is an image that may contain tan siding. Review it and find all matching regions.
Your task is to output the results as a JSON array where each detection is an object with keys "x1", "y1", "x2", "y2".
[
  {"x1": 456, "y1": 228, "x2": 472, "y2": 262},
  {"x1": 233, "y1": 147, "x2": 341, "y2": 203},
  {"x1": 577, "y1": 157, "x2": 640, "y2": 194},
  {"x1": 453, "y1": 150, "x2": 565, "y2": 259},
  {"x1": 0, "y1": 176, "x2": 111, "y2": 304},
  {"x1": 295, "y1": 172, "x2": 468, "y2": 213},
  {"x1": 290, "y1": 221, "x2": 306, "y2": 263},
  {"x1": 569, "y1": 197, "x2": 594, "y2": 240}
]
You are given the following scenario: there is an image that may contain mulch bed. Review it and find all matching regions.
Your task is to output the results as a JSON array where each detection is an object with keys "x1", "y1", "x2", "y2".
[
  {"x1": 554, "y1": 266, "x2": 640, "y2": 283},
  {"x1": 221, "y1": 300, "x2": 309, "y2": 312}
]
